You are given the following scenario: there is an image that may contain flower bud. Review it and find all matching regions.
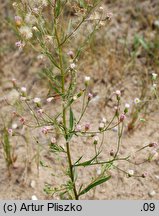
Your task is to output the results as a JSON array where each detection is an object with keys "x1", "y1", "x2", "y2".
[
  {"x1": 120, "y1": 114, "x2": 126, "y2": 122},
  {"x1": 110, "y1": 149, "x2": 114, "y2": 156},
  {"x1": 85, "y1": 123, "x2": 90, "y2": 131},
  {"x1": 33, "y1": 97, "x2": 41, "y2": 107},
  {"x1": 124, "y1": 103, "x2": 130, "y2": 114},
  {"x1": 67, "y1": 50, "x2": 74, "y2": 59},
  {"x1": 70, "y1": 63, "x2": 76, "y2": 69},
  {"x1": 88, "y1": 93, "x2": 93, "y2": 101},
  {"x1": 93, "y1": 136, "x2": 99, "y2": 145},
  {"x1": 152, "y1": 73, "x2": 158, "y2": 80},
  {"x1": 19, "y1": 117, "x2": 25, "y2": 125},
  {"x1": 76, "y1": 124, "x2": 82, "y2": 132},
  {"x1": 46, "y1": 97, "x2": 54, "y2": 103},
  {"x1": 8, "y1": 128, "x2": 13, "y2": 136},
  {"x1": 37, "y1": 109, "x2": 44, "y2": 115},
  {"x1": 99, "y1": 122, "x2": 105, "y2": 131},
  {"x1": 141, "y1": 172, "x2": 148, "y2": 178},
  {"x1": 149, "y1": 142, "x2": 158, "y2": 148},
  {"x1": 127, "y1": 169, "x2": 134, "y2": 177},
  {"x1": 115, "y1": 90, "x2": 121, "y2": 101},
  {"x1": 84, "y1": 76, "x2": 91, "y2": 86},
  {"x1": 134, "y1": 98, "x2": 140, "y2": 104},
  {"x1": 51, "y1": 137, "x2": 57, "y2": 144},
  {"x1": 14, "y1": 16, "x2": 22, "y2": 26}
]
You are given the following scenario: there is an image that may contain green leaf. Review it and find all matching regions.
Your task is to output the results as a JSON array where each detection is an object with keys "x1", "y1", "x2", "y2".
[
  {"x1": 50, "y1": 143, "x2": 66, "y2": 153},
  {"x1": 138, "y1": 37, "x2": 149, "y2": 51},
  {"x1": 74, "y1": 156, "x2": 83, "y2": 165},
  {"x1": 2, "y1": 128, "x2": 12, "y2": 166},
  {"x1": 55, "y1": 0, "x2": 61, "y2": 17},
  {"x1": 74, "y1": 152, "x2": 101, "y2": 167},
  {"x1": 40, "y1": 160, "x2": 49, "y2": 168},
  {"x1": 69, "y1": 107, "x2": 74, "y2": 131},
  {"x1": 79, "y1": 176, "x2": 111, "y2": 196}
]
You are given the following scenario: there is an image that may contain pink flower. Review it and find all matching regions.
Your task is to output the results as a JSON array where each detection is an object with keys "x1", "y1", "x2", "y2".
[
  {"x1": 67, "y1": 50, "x2": 74, "y2": 59},
  {"x1": 8, "y1": 128, "x2": 13, "y2": 136},
  {"x1": 149, "y1": 142, "x2": 158, "y2": 148},
  {"x1": 142, "y1": 172, "x2": 148, "y2": 178},
  {"x1": 115, "y1": 90, "x2": 121, "y2": 96},
  {"x1": 37, "y1": 109, "x2": 44, "y2": 115},
  {"x1": 120, "y1": 114, "x2": 126, "y2": 122},
  {"x1": 42, "y1": 127, "x2": 48, "y2": 135},
  {"x1": 51, "y1": 137, "x2": 56, "y2": 144},
  {"x1": 106, "y1": 12, "x2": 113, "y2": 20},
  {"x1": 99, "y1": 122, "x2": 105, "y2": 131},
  {"x1": 85, "y1": 123, "x2": 90, "y2": 131},
  {"x1": 76, "y1": 124, "x2": 82, "y2": 132},
  {"x1": 14, "y1": 16, "x2": 22, "y2": 26},
  {"x1": 11, "y1": 78, "x2": 17, "y2": 84},
  {"x1": 88, "y1": 93, "x2": 93, "y2": 101},
  {"x1": 15, "y1": 41, "x2": 25, "y2": 50},
  {"x1": 19, "y1": 117, "x2": 25, "y2": 124}
]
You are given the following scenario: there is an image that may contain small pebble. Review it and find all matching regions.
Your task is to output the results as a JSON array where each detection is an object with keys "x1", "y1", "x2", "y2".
[
  {"x1": 148, "y1": 190, "x2": 156, "y2": 197},
  {"x1": 31, "y1": 195, "x2": 38, "y2": 200},
  {"x1": 30, "y1": 180, "x2": 36, "y2": 188}
]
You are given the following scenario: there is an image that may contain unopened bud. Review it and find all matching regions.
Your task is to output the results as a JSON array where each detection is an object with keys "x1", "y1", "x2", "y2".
[
  {"x1": 93, "y1": 136, "x2": 99, "y2": 145},
  {"x1": 85, "y1": 123, "x2": 90, "y2": 131},
  {"x1": 142, "y1": 172, "x2": 148, "y2": 178},
  {"x1": 99, "y1": 122, "x2": 105, "y2": 131},
  {"x1": 120, "y1": 114, "x2": 126, "y2": 122},
  {"x1": 88, "y1": 93, "x2": 93, "y2": 101},
  {"x1": 149, "y1": 142, "x2": 158, "y2": 148}
]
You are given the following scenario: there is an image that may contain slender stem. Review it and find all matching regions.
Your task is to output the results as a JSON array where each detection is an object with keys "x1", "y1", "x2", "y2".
[
  {"x1": 66, "y1": 142, "x2": 78, "y2": 200},
  {"x1": 115, "y1": 122, "x2": 124, "y2": 158},
  {"x1": 54, "y1": 15, "x2": 78, "y2": 199}
]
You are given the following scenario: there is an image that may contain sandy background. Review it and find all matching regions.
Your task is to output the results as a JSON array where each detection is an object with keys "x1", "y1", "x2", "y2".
[{"x1": 0, "y1": 0, "x2": 159, "y2": 199}]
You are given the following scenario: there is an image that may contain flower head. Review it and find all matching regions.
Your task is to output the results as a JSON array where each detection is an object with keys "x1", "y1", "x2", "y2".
[
  {"x1": 21, "y1": 87, "x2": 27, "y2": 92},
  {"x1": 88, "y1": 93, "x2": 93, "y2": 101},
  {"x1": 15, "y1": 41, "x2": 25, "y2": 50},
  {"x1": 8, "y1": 128, "x2": 13, "y2": 136},
  {"x1": 93, "y1": 136, "x2": 99, "y2": 145},
  {"x1": 85, "y1": 123, "x2": 90, "y2": 131},
  {"x1": 99, "y1": 122, "x2": 105, "y2": 131},
  {"x1": 120, "y1": 114, "x2": 126, "y2": 122},
  {"x1": 33, "y1": 97, "x2": 41, "y2": 103},
  {"x1": 67, "y1": 50, "x2": 74, "y2": 59},
  {"x1": 127, "y1": 169, "x2": 134, "y2": 177},
  {"x1": 19, "y1": 117, "x2": 25, "y2": 125},
  {"x1": 37, "y1": 109, "x2": 44, "y2": 115},
  {"x1": 134, "y1": 98, "x2": 141, "y2": 104},
  {"x1": 19, "y1": 26, "x2": 33, "y2": 40},
  {"x1": 47, "y1": 97, "x2": 54, "y2": 103},
  {"x1": 84, "y1": 76, "x2": 91, "y2": 86},
  {"x1": 70, "y1": 63, "x2": 76, "y2": 69},
  {"x1": 76, "y1": 124, "x2": 82, "y2": 132},
  {"x1": 14, "y1": 16, "x2": 22, "y2": 26},
  {"x1": 51, "y1": 137, "x2": 57, "y2": 144},
  {"x1": 152, "y1": 73, "x2": 158, "y2": 80}
]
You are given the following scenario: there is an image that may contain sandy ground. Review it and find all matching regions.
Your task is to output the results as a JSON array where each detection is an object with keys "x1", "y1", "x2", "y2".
[{"x1": 0, "y1": 0, "x2": 159, "y2": 200}]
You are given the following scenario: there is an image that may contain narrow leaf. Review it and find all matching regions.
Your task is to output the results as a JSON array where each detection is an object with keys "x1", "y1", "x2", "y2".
[
  {"x1": 79, "y1": 176, "x2": 111, "y2": 196},
  {"x1": 69, "y1": 107, "x2": 74, "y2": 131},
  {"x1": 74, "y1": 152, "x2": 101, "y2": 167}
]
